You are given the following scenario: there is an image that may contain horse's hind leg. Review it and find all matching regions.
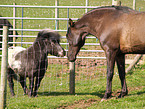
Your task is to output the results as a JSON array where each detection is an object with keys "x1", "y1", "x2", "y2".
[
  {"x1": 7, "y1": 68, "x2": 15, "y2": 96},
  {"x1": 116, "y1": 54, "x2": 128, "y2": 98},
  {"x1": 19, "y1": 76, "x2": 28, "y2": 95}
]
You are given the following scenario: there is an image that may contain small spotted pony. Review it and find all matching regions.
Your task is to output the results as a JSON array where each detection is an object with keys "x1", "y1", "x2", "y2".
[{"x1": 8, "y1": 29, "x2": 65, "y2": 97}]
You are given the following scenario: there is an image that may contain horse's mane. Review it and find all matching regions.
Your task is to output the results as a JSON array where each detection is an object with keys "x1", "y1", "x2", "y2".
[
  {"x1": 85, "y1": 6, "x2": 137, "y2": 16},
  {"x1": 75, "y1": 6, "x2": 138, "y2": 29}
]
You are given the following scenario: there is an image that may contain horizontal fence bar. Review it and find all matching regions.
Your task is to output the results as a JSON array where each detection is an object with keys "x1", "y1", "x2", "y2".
[
  {"x1": 80, "y1": 50, "x2": 104, "y2": 52},
  {"x1": 1, "y1": 42, "x2": 100, "y2": 46},
  {"x1": 0, "y1": 35, "x2": 97, "y2": 39},
  {"x1": 0, "y1": 5, "x2": 99, "y2": 9},
  {"x1": 0, "y1": 28, "x2": 67, "y2": 32},
  {"x1": 0, "y1": 47, "x2": 103, "y2": 52},
  {"x1": 0, "y1": 54, "x2": 106, "y2": 59},
  {"x1": 0, "y1": 17, "x2": 78, "y2": 21},
  {"x1": 0, "y1": 5, "x2": 105, "y2": 60}
]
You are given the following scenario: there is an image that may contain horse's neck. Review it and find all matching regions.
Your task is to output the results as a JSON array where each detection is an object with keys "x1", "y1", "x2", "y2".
[
  {"x1": 83, "y1": 11, "x2": 112, "y2": 39},
  {"x1": 87, "y1": 23, "x2": 102, "y2": 39}
]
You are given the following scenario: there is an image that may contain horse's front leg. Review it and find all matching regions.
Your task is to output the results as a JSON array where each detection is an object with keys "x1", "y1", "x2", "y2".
[
  {"x1": 103, "y1": 50, "x2": 117, "y2": 99},
  {"x1": 33, "y1": 72, "x2": 45, "y2": 97},
  {"x1": 116, "y1": 54, "x2": 128, "y2": 98}
]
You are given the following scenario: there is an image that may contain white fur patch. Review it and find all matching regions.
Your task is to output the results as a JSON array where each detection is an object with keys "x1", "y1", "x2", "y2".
[{"x1": 8, "y1": 46, "x2": 26, "y2": 72}]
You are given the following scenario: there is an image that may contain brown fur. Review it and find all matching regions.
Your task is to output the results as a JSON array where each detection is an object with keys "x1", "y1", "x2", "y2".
[{"x1": 66, "y1": 6, "x2": 143, "y2": 99}]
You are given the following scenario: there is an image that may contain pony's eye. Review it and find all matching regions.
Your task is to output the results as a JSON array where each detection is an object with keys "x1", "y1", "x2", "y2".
[
  {"x1": 51, "y1": 42, "x2": 55, "y2": 46},
  {"x1": 52, "y1": 40, "x2": 57, "y2": 43}
]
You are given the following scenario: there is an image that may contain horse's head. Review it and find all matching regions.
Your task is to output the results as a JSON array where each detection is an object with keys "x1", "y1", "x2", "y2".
[
  {"x1": 66, "y1": 18, "x2": 89, "y2": 62},
  {"x1": 38, "y1": 30, "x2": 65, "y2": 57}
]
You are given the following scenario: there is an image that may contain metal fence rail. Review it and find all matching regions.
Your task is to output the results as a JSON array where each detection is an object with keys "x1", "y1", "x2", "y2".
[
  {"x1": 0, "y1": 4, "x2": 106, "y2": 59},
  {"x1": 0, "y1": 5, "x2": 98, "y2": 8}
]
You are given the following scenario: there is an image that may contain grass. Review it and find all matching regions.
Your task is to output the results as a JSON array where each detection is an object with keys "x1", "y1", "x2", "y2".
[
  {"x1": 3, "y1": 63, "x2": 145, "y2": 108},
  {"x1": 0, "y1": 0, "x2": 145, "y2": 108}
]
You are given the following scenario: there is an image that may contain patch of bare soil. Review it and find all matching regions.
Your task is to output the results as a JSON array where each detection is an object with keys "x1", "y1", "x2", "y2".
[{"x1": 57, "y1": 99, "x2": 97, "y2": 109}]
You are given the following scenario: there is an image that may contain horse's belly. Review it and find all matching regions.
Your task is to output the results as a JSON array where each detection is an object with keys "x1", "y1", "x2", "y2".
[
  {"x1": 120, "y1": 39, "x2": 145, "y2": 54},
  {"x1": 120, "y1": 45, "x2": 145, "y2": 54}
]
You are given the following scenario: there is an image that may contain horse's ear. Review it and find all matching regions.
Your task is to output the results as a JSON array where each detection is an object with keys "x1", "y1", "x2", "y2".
[
  {"x1": 77, "y1": 18, "x2": 80, "y2": 21},
  {"x1": 69, "y1": 18, "x2": 74, "y2": 27}
]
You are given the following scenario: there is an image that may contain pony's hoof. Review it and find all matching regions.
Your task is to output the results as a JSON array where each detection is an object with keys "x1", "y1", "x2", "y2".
[
  {"x1": 28, "y1": 92, "x2": 33, "y2": 97},
  {"x1": 33, "y1": 92, "x2": 38, "y2": 97},
  {"x1": 34, "y1": 95, "x2": 38, "y2": 97},
  {"x1": 11, "y1": 93, "x2": 15, "y2": 96},
  {"x1": 11, "y1": 93, "x2": 15, "y2": 97},
  {"x1": 23, "y1": 93, "x2": 27, "y2": 95}
]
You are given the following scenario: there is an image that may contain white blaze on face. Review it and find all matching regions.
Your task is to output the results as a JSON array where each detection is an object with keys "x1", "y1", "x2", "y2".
[
  {"x1": 56, "y1": 44, "x2": 64, "y2": 57},
  {"x1": 8, "y1": 46, "x2": 26, "y2": 72}
]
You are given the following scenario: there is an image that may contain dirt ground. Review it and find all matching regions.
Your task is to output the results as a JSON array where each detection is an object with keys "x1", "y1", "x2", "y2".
[{"x1": 57, "y1": 99, "x2": 97, "y2": 109}]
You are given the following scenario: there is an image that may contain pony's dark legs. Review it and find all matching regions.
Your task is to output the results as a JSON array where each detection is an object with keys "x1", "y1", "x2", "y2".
[
  {"x1": 33, "y1": 72, "x2": 45, "y2": 97},
  {"x1": 103, "y1": 50, "x2": 116, "y2": 99},
  {"x1": 116, "y1": 54, "x2": 128, "y2": 98},
  {"x1": 19, "y1": 76, "x2": 28, "y2": 95},
  {"x1": 7, "y1": 68, "x2": 15, "y2": 96},
  {"x1": 28, "y1": 76, "x2": 34, "y2": 97}
]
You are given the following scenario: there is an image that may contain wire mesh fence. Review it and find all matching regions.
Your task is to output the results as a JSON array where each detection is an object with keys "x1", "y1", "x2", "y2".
[{"x1": 0, "y1": 0, "x2": 145, "y2": 108}]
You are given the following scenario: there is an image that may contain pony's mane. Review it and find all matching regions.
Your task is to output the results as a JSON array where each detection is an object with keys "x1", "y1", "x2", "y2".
[{"x1": 37, "y1": 29, "x2": 61, "y2": 41}]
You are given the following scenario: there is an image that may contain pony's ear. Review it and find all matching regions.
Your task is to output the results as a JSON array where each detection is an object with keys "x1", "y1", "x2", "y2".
[
  {"x1": 38, "y1": 31, "x2": 42, "y2": 37},
  {"x1": 69, "y1": 18, "x2": 74, "y2": 27}
]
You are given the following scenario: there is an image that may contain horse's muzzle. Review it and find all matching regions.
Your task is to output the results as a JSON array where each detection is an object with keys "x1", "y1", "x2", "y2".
[{"x1": 67, "y1": 54, "x2": 76, "y2": 62}]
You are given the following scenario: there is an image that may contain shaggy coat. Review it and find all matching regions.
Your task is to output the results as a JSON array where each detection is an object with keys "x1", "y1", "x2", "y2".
[{"x1": 8, "y1": 29, "x2": 65, "y2": 97}]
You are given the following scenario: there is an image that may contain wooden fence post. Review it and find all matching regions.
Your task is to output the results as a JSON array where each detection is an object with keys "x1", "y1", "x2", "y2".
[
  {"x1": 0, "y1": 26, "x2": 8, "y2": 109},
  {"x1": 55, "y1": 0, "x2": 59, "y2": 30},
  {"x1": 112, "y1": 0, "x2": 121, "y2": 6},
  {"x1": 13, "y1": 3, "x2": 16, "y2": 46},
  {"x1": 126, "y1": 54, "x2": 143, "y2": 73},
  {"x1": 133, "y1": 0, "x2": 136, "y2": 10},
  {"x1": 69, "y1": 62, "x2": 75, "y2": 94}
]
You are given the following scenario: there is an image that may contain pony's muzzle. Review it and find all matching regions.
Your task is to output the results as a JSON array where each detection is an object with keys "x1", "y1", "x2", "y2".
[{"x1": 58, "y1": 49, "x2": 65, "y2": 57}]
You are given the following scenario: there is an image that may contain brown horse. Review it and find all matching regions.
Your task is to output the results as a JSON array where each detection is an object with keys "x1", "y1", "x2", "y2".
[{"x1": 66, "y1": 6, "x2": 145, "y2": 100}]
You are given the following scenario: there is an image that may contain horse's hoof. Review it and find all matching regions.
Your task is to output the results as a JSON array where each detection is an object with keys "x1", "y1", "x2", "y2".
[
  {"x1": 118, "y1": 92, "x2": 128, "y2": 98},
  {"x1": 101, "y1": 98, "x2": 107, "y2": 102},
  {"x1": 103, "y1": 92, "x2": 112, "y2": 99}
]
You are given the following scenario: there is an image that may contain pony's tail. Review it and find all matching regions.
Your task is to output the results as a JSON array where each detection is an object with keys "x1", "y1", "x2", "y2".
[{"x1": 13, "y1": 73, "x2": 20, "y2": 81}]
